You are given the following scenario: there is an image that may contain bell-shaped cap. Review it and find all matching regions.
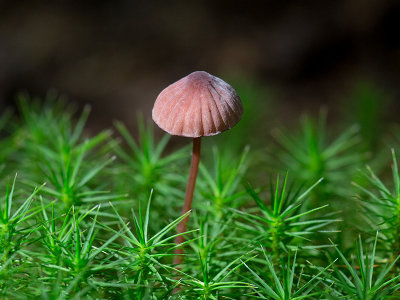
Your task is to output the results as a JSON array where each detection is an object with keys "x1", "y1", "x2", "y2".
[{"x1": 152, "y1": 71, "x2": 243, "y2": 137}]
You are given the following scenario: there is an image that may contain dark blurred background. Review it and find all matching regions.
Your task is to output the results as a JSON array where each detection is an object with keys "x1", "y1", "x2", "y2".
[{"x1": 0, "y1": 0, "x2": 399, "y2": 133}]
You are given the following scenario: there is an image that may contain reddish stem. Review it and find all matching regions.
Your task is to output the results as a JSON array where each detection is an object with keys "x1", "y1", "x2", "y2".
[{"x1": 173, "y1": 137, "x2": 201, "y2": 265}]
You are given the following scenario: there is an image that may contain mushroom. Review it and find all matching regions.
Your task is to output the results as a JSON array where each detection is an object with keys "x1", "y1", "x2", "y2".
[{"x1": 152, "y1": 71, "x2": 243, "y2": 265}]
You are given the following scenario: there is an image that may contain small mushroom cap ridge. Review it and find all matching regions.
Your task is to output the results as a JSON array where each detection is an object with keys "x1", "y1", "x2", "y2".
[{"x1": 152, "y1": 71, "x2": 243, "y2": 137}]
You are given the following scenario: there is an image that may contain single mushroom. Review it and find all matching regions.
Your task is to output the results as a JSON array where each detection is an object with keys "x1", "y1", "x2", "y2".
[{"x1": 152, "y1": 71, "x2": 243, "y2": 265}]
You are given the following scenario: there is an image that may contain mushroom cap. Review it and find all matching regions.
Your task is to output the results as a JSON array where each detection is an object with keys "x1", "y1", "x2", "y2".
[{"x1": 152, "y1": 71, "x2": 243, "y2": 138}]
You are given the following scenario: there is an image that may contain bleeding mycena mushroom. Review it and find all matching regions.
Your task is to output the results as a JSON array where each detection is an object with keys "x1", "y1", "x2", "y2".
[{"x1": 152, "y1": 71, "x2": 243, "y2": 265}]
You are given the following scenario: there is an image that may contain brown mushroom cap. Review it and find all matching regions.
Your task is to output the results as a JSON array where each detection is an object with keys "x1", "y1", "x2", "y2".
[{"x1": 152, "y1": 71, "x2": 243, "y2": 137}]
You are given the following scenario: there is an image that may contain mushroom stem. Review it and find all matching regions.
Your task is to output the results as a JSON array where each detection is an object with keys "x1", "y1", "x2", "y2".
[{"x1": 174, "y1": 137, "x2": 201, "y2": 265}]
